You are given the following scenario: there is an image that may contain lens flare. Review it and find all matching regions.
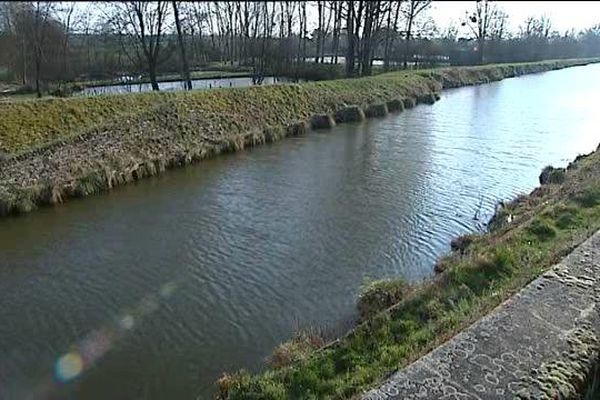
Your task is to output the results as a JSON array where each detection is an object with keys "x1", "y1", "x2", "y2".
[
  {"x1": 119, "y1": 314, "x2": 135, "y2": 331},
  {"x1": 55, "y1": 352, "x2": 83, "y2": 383},
  {"x1": 160, "y1": 281, "x2": 178, "y2": 298},
  {"x1": 44, "y1": 279, "x2": 182, "y2": 396}
]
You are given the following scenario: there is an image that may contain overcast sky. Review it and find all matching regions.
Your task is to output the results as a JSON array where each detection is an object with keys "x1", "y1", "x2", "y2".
[
  {"x1": 430, "y1": 1, "x2": 600, "y2": 34},
  {"x1": 74, "y1": 1, "x2": 600, "y2": 37},
  {"x1": 303, "y1": 1, "x2": 600, "y2": 36}
]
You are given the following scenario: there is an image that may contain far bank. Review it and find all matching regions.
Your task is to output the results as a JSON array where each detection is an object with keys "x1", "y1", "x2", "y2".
[{"x1": 0, "y1": 58, "x2": 597, "y2": 217}]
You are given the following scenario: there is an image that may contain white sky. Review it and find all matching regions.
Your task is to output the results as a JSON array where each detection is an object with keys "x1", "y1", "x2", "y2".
[
  {"x1": 429, "y1": 1, "x2": 600, "y2": 35},
  {"x1": 72, "y1": 1, "x2": 600, "y2": 37}
]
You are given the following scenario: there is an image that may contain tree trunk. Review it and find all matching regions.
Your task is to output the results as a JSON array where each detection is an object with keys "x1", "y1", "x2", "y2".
[
  {"x1": 35, "y1": 54, "x2": 41, "y2": 97},
  {"x1": 332, "y1": 2, "x2": 340, "y2": 64},
  {"x1": 21, "y1": 36, "x2": 26, "y2": 85},
  {"x1": 172, "y1": 1, "x2": 192, "y2": 90},
  {"x1": 149, "y1": 62, "x2": 159, "y2": 91},
  {"x1": 315, "y1": 0, "x2": 323, "y2": 63},
  {"x1": 301, "y1": 2, "x2": 307, "y2": 63},
  {"x1": 383, "y1": 3, "x2": 392, "y2": 71},
  {"x1": 360, "y1": 2, "x2": 374, "y2": 76},
  {"x1": 478, "y1": 37, "x2": 485, "y2": 64},
  {"x1": 404, "y1": 17, "x2": 413, "y2": 69},
  {"x1": 345, "y1": 0, "x2": 355, "y2": 77}
]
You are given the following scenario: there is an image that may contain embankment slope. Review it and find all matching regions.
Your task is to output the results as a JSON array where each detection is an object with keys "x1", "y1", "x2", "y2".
[{"x1": 0, "y1": 59, "x2": 596, "y2": 216}]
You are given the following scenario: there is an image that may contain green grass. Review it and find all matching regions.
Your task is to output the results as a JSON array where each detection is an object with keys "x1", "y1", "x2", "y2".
[{"x1": 216, "y1": 149, "x2": 600, "y2": 399}]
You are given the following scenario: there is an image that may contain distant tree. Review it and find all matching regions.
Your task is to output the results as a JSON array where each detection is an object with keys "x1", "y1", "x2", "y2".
[
  {"x1": 8, "y1": 2, "x2": 61, "y2": 96},
  {"x1": 461, "y1": 0, "x2": 506, "y2": 64},
  {"x1": 579, "y1": 23, "x2": 600, "y2": 57},
  {"x1": 382, "y1": 0, "x2": 402, "y2": 71},
  {"x1": 111, "y1": 1, "x2": 170, "y2": 91},
  {"x1": 172, "y1": 1, "x2": 191, "y2": 90},
  {"x1": 402, "y1": 0, "x2": 432, "y2": 68},
  {"x1": 343, "y1": 0, "x2": 356, "y2": 76}
]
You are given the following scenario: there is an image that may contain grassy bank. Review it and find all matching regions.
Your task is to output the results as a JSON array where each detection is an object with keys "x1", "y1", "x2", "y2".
[
  {"x1": 0, "y1": 58, "x2": 596, "y2": 217},
  {"x1": 216, "y1": 142, "x2": 600, "y2": 399}
]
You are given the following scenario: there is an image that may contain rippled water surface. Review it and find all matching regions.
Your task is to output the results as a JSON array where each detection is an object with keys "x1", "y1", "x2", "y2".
[{"x1": 1, "y1": 64, "x2": 600, "y2": 399}]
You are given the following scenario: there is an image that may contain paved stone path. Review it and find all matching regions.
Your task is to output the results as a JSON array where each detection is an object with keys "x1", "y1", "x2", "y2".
[{"x1": 362, "y1": 231, "x2": 600, "y2": 399}]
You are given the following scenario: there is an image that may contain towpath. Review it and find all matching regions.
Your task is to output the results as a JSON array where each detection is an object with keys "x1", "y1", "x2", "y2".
[{"x1": 362, "y1": 231, "x2": 600, "y2": 399}]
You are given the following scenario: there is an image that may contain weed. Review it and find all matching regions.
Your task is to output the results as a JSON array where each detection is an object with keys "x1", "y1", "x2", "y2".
[{"x1": 527, "y1": 218, "x2": 557, "y2": 241}]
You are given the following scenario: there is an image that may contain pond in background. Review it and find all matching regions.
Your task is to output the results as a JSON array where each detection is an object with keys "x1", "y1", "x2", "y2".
[{"x1": 79, "y1": 76, "x2": 298, "y2": 96}]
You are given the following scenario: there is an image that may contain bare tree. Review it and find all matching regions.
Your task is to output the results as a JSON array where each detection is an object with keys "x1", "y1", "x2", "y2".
[
  {"x1": 315, "y1": 0, "x2": 323, "y2": 63},
  {"x1": 359, "y1": 0, "x2": 384, "y2": 76},
  {"x1": 343, "y1": 0, "x2": 365, "y2": 77},
  {"x1": 172, "y1": 1, "x2": 191, "y2": 90},
  {"x1": 28, "y1": 2, "x2": 57, "y2": 96},
  {"x1": 462, "y1": 0, "x2": 504, "y2": 64},
  {"x1": 112, "y1": 1, "x2": 170, "y2": 91},
  {"x1": 54, "y1": 1, "x2": 83, "y2": 83},
  {"x1": 520, "y1": 15, "x2": 552, "y2": 39},
  {"x1": 331, "y1": 1, "x2": 342, "y2": 64},
  {"x1": 383, "y1": 0, "x2": 402, "y2": 71},
  {"x1": 402, "y1": 0, "x2": 432, "y2": 68}
]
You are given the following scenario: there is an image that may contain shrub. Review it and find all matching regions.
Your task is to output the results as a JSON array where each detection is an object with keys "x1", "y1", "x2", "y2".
[
  {"x1": 574, "y1": 186, "x2": 600, "y2": 208},
  {"x1": 416, "y1": 93, "x2": 437, "y2": 105},
  {"x1": 267, "y1": 329, "x2": 326, "y2": 369},
  {"x1": 547, "y1": 205, "x2": 580, "y2": 229},
  {"x1": 539, "y1": 166, "x2": 566, "y2": 185},
  {"x1": 364, "y1": 103, "x2": 388, "y2": 118},
  {"x1": 527, "y1": 218, "x2": 557, "y2": 241},
  {"x1": 385, "y1": 98, "x2": 404, "y2": 112},
  {"x1": 334, "y1": 106, "x2": 365, "y2": 123},
  {"x1": 357, "y1": 279, "x2": 410, "y2": 320},
  {"x1": 450, "y1": 234, "x2": 476, "y2": 253},
  {"x1": 402, "y1": 97, "x2": 416, "y2": 109},
  {"x1": 310, "y1": 114, "x2": 335, "y2": 129}
]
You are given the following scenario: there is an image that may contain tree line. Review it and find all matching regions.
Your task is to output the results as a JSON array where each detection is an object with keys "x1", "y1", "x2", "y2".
[{"x1": 1, "y1": 1, "x2": 600, "y2": 97}]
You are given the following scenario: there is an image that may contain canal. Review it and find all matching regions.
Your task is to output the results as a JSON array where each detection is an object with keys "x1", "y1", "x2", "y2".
[{"x1": 1, "y1": 64, "x2": 599, "y2": 399}]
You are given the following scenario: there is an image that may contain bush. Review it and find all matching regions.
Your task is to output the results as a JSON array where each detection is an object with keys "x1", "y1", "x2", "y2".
[
  {"x1": 539, "y1": 166, "x2": 566, "y2": 185},
  {"x1": 357, "y1": 279, "x2": 410, "y2": 320},
  {"x1": 546, "y1": 205, "x2": 580, "y2": 229},
  {"x1": 450, "y1": 234, "x2": 476, "y2": 253},
  {"x1": 310, "y1": 114, "x2": 335, "y2": 129},
  {"x1": 268, "y1": 63, "x2": 344, "y2": 81},
  {"x1": 402, "y1": 97, "x2": 417, "y2": 109},
  {"x1": 385, "y1": 98, "x2": 404, "y2": 112},
  {"x1": 334, "y1": 105, "x2": 365, "y2": 123},
  {"x1": 416, "y1": 93, "x2": 437, "y2": 105},
  {"x1": 267, "y1": 329, "x2": 326, "y2": 369},
  {"x1": 574, "y1": 186, "x2": 600, "y2": 208},
  {"x1": 364, "y1": 103, "x2": 388, "y2": 118},
  {"x1": 527, "y1": 219, "x2": 557, "y2": 241}
]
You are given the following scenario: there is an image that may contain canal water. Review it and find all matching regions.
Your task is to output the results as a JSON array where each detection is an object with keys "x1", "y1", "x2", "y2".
[
  {"x1": 1, "y1": 64, "x2": 599, "y2": 399},
  {"x1": 78, "y1": 76, "x2": 295, "y2": 96}
]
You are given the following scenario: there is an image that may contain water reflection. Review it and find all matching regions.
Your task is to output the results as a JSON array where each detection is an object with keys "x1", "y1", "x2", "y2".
[{"x1": 79, "y1": 76, "x2": 297, "y2": 96}]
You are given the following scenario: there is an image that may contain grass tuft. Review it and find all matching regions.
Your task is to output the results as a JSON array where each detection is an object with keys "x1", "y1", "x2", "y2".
[
  {"x1": 527, "y1": 218, "x2": 557, "y2": 241},
  {"x1": 357, "y1": 279, "x2": 410, "y2": 320},
  {"x1": 364, "y1": 103, "x2": 388, "y2": 118}
]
